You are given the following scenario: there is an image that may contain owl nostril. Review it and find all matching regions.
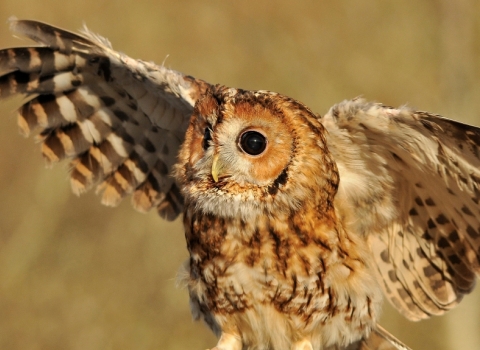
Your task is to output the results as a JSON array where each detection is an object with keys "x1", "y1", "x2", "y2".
[{"x1": 239, "y1": 130, "x2": 267, "y2": 156}]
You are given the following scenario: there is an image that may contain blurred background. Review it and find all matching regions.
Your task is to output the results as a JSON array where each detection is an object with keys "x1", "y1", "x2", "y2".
[{"x1": 0, "y1": 0, "x2": 479, "y2": 349}]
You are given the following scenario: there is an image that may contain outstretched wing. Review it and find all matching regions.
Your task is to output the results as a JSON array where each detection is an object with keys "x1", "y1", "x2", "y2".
[
  {"x1": 0, "y1": 19, "x2": 211, "y2": 219},
  {"x1": 322, "y1": 98, "x2": 480, "y2": 321}
]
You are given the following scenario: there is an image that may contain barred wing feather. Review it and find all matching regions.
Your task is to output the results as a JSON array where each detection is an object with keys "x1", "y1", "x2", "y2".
[
  {"x1": 0, "y1": 18, "x2": 210, "y2": 219},
  {"x1": 323, "y1": 99, "x2": 480, "y2": 320}
]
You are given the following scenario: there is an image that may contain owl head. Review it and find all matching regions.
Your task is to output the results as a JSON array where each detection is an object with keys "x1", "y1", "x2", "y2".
[{"x1": 175, "y1": 86, "x2": 339, "y2": 220}]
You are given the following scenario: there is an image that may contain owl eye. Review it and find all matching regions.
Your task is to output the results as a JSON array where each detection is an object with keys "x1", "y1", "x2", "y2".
[
  {"x1": 203, "y1": 127, "x2": 212, "y2": 150},
  {"x1": 239, "y1": 130, "x2": 267, "y2": 156}
]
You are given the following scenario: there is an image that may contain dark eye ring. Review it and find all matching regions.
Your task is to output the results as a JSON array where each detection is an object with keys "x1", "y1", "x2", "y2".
[
  {"x1": 239, "y1": 130, "x2": 267, "y2": 156},
  {"x1": 203, "y1": 127, "x2": 212, "y2": 150}
]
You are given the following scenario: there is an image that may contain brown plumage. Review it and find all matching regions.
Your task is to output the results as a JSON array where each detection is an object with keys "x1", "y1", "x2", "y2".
[{"x1": 2, "y1": 18, "x2": 480, "y2": 349}]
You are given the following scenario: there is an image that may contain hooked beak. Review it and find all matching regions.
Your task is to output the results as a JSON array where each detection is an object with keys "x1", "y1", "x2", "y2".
[{"x1": 211, "y1": 153, "x2": 224, "y2": 182}]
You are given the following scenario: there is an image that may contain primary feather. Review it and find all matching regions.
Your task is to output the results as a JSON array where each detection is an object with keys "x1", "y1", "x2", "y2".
[{"x1": 2, "y1": 18, "x2": 210, "y2": 219}]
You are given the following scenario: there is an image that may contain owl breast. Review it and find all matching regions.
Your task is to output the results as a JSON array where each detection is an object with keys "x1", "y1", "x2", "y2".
[{"x1": 182, "y1": 199, "x2": 382, "y2": 349}]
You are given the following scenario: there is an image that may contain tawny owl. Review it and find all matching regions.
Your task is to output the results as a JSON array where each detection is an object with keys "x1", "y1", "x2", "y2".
[{"x1": 1, "y1": 19, "x2": 479, "y2": 350}]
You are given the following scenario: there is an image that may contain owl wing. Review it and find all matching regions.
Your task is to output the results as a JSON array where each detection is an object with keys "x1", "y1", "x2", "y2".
[
  {"x1": 321, "y1": 98, "x2": 480, "y2": 321},
  {"x1": 1, "y1": 19, "x2": 211, "y2": 219}
]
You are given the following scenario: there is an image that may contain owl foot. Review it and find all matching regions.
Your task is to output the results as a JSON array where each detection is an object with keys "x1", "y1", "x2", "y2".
[
  {"x1": 292, "y1": 339, "x2": 313, "y2": 350},
  {"x1": 210, "y1": 332, "x2": 242, "y2": 350}
]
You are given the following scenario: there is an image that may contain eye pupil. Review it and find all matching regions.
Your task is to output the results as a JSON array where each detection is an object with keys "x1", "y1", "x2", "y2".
[
  {"x1": 203, "y1": 128, "x2": 212, "y2": 150},
  {"x1": 240, "y1": 131, "x2": 267, "y2": 155}
]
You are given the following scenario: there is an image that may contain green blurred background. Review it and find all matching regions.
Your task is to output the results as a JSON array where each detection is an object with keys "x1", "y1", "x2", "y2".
[{"x1": 0, "y1": 1, "x2": 479, "y2": 349}]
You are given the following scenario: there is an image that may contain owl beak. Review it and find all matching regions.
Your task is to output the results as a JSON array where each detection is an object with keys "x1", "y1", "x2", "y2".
[{"x1": 211, "y1": 154, "x2": 224, "y2": 182}]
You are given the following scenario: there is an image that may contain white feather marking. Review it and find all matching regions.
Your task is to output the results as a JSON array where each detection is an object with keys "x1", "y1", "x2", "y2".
[
  {"x1": 53, "y1": 51, "x2": 71, "y2": 72},
  {"x1": 78, "y1": 119, "x2": 100, "y2": 143},
  {"x1": 74, "y1": 86, "x2": 100, "y2": 105},
  {"x1": 106, "y1": 133, "x2": 128, "y2": 157},
  {"x1": 56, "y1": 94, "x2": 78, "y2": 122},
  {"x1": 74, "y1": 55, "x2": 87, "y2": 69},
  {"x1": 50, "y1": 72, "x2": 82, "y2": 92}
]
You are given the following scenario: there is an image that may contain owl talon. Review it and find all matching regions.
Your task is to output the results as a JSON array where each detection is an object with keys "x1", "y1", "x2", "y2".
[
  {"x1": 292, "y1": 339, "x2": 313, "y2": 350},
  {"x1": 211, "y1": 332, "x2": 242, "y2": 350}
]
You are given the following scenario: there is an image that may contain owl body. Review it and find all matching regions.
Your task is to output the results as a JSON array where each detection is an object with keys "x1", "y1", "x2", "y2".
[
  {"x1": 182, "y1": 206, "x2": 382, "y2": 350},
  {"x1": 185, "y1": 209, "x2": 381, "y2": 349},
  {"x1": 2, "y1": 19, "x2": 480, "y2": 350},
  {"x1": 175, "y1": 88, "x2": 383, "y2": 349}
]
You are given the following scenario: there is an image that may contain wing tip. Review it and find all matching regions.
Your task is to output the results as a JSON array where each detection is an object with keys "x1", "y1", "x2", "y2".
[
  {"x1": 8, "y1": 17, "x2": 36, "y2": 38},
  {"x1": 7, "y1": 16, "x2": 18, "y2": 29}
]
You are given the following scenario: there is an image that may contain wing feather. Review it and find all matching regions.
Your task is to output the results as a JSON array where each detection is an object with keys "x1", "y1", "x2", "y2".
[
  {"x1": 1, "y1": 18, "x2": 211, "y2": 219},
  {"x1": 322, "y1": 99, "x2": 480, "y2": 320}
]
